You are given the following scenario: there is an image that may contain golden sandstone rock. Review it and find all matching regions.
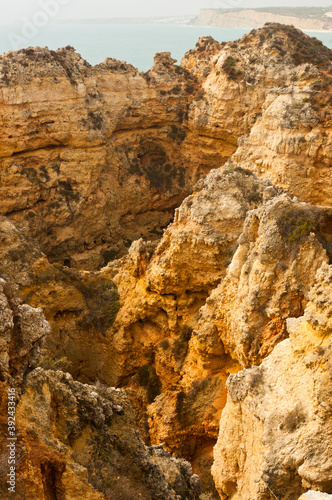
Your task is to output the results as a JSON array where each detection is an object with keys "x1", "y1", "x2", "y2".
[
  {"x1": 212, "y1": 263, "x2": 332, "y2": 500},
  {"x1": 0, "y1": 24, "x2": 331, "y2": 499}
]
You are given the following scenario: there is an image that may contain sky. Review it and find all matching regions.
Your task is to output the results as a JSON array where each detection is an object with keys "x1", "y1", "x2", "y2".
[{"x1": 2, "y1": 0, "x2": 332, "y2": 23}]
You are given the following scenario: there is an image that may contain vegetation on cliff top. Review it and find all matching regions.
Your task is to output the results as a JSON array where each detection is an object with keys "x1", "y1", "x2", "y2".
[
  {"x1": 213, "y1": 6, "x2": 332, "y2": 19},
  {"x1": 246, "y1": 24, "x2": 332, "y2": 69}
]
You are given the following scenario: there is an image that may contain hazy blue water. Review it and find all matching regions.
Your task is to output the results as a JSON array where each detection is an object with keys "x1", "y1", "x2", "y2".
[{"x1": 0, "y1": 23, "x2": 332, "y2": 71}]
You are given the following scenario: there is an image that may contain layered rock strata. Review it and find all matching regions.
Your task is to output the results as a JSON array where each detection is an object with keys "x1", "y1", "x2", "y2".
[
  {"x1": 104, "y1": 165, "x2": 332, "y2": 493},
  {"x1": 0, "y1": 23, "x2": 331, "y2": 499},
  {"x1": 0, "y1": 279, "x2": 200, "y2": 500},
  {"x1": 0, "y1": 25, "x2": 330, "y2": 271}
]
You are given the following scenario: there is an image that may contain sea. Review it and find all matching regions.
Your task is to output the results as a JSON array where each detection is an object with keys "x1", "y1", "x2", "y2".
[{"x1": 0, "y1": 23, "x2": 332, "y2": 72}]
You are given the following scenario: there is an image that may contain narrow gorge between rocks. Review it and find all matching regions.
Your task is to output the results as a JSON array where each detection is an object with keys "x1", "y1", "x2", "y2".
[{"x1": 0, "y1": 23, "x2": 331, "y2": 500}]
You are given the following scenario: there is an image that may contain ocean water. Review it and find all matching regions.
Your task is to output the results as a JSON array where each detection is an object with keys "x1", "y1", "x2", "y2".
[{"x1": 0, "y1": 23, "x2": 332, "y2": 72}]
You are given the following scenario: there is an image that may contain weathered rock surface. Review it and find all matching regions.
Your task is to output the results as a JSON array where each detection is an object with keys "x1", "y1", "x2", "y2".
[
  {"x1": 0, "y1": 277, "x2": 49, "y2": 385},
  {"x1": 104, "y1": 166, "x2": 332, "y2": 493},
  {"x1": 299, "y1": 492, "x2": 332, "y2": 500},
  {"x1": 0, "y1": 214, "x2": 122, "y2": 385},
  {"x1": 0, "y1": 23, "x2": 331, "y2": 500},
  {"x1": 182, "y1": 25, "x2": 332, "y2": 207},
  {"x1": 0, "y1": 283, "x2": 200, "y2": 500},
  {"x1": 0, "y1": 48, "x2": 203, "y2": 269},
  {"x1": 195, "y1": 194, "x2": 331, "y2": 369},
  {"x1": 0, "y1": 367, "x2": 200, "y2": 499},
  {"x1": 0, "y1": 25, "x2": 331, "y2": 270},
  {"x1": 212, "y1": 263, "x2": 332, "y2": 500},
  {"x1": 2, "y1": 368, "x2": 199, "y2": 500}
]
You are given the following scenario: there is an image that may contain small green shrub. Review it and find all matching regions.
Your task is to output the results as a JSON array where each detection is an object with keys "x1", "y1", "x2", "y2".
[
  {"x1": 277, "y1": 207, "x2": 318, "y2": 246},
  {"x1": 38, "y1": 354, "x2": 72, "y2": 371},
  {"x1": 88, "y1": 111, "x2": 104, "y2": 130},
  {"x1": 167, "y1": 124, "x2": 187, "y2": 143},
  {"x1": 222, "y1": 56, "x2": 242, "y2": 80},
  {"x1": 76, "y1": 276, "x2": 120, "y2": 334},
  {"x1": 233, "y1": 166, "x2": 254, "y2": 176},
  {"x1": 195, "y1": 89, "x2": 205, "y2": 101},
  {"x1": 172, "y1": 325, "x2": 193, "y2": 362},
  {"x1": 109, "y1": 480, "x2": 139, "y2": 500},
  {"x1": 280, "y1": 406, "x2": 306, "y2": 432}
]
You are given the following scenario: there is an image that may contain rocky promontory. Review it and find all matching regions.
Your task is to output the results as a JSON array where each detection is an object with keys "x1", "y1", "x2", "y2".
[{"x1": 0, "y1": 24, "x2": 331, "y2": 500}]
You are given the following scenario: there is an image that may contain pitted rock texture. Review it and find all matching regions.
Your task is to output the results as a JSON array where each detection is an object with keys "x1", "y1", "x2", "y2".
[
  {"x1": 299, "y1": 493, "x2": 332, "y2": 500},
  {"x1": 0, "y1": 368, "x2": 200, "y2": 500},
  {"x1": 194, "y1": 194, "x2": 331, "y2": 369},
  {"x1": 0, "y1": 48, "x2": 202, "y2": 270},
  {"x1": 102, "y1": 167, "x2": 331, "y2": 492},
  {"x1": 96, "y1": 168, "x2": 274, "y2": 491},
  {"x1": 0, "y1": 23, "x2": 332, "y2": 499},
  {"x1": 98, "y1": 166, "x2": 331, "y2": 494},
  {"x1": 0, "y1": 278, "x2": 49, "y2": 385},
  {"x1": 212, "y1": 263, "x2": 332, "y2": 500},
  {"x1": 182, "y1": 24, "x2": 332, "y2": 207},
  {"x1": 0, "y1": 214, "x2": 122, "y2": 386},
  {"x1": 0, "y1": 25, "x2": 331, "y2": 270}
]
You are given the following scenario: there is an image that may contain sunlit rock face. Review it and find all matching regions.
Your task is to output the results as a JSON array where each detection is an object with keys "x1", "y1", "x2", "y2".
[
  {"x1": 1, "y1": 25, "x2": 330, "y2": 270},
  {"x1": 212, "y1": 263, "x2": 332, "y2": 500},
  {"x1": 0, "y1": 23, "x2": 331, "y2": 499},
  {"x1": 182, "y1": 24, "x2": 332, "y2": 207}
]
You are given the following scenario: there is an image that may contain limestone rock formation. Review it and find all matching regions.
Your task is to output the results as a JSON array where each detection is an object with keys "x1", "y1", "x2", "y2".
[
  {"x1": 194, "y1": 194, "x2": 331, "y2": 369},
  {"x1": 0, "y1": 47, "x2": 201, "y2": 270},
  {"x1": 212, "y1": 263, "x2": 332, "y2": 500},
  {"x1": 182, "y1": 24, "x2": 332, "y2": 207},
  {"x1": 0, "y1": 277, "x2": 50, "y2": 385},
  {"x1": 0, "y1": 278, "x2": 200, "y2": 499},
  {"x1": 105, "y1": 166, "x2": 332, "y2": 493},
  {"x1": 0, "y1": 25, "x2": 330, "y2": 271},
  {"x1": 3, "y1": 368, "x2": 200, "y2": 500},
  {"x1": 299, "y1": 493, "x2": 332, "y2": 500},
  {"x1": 0, "y1": 23, "x2": 331, "y2": 500}
]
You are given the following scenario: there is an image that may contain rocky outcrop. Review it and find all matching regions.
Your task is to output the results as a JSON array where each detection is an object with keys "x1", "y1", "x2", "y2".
[
  {"x1": 193, "y1": 8, "x2": 332, "y2": 31},
  {"x1": 0, "y1": 277, "x2": 49, "y2": 385},
  {"x1": 0, "y1": 25, "x2": 331, "y2": 270},
  {"x1": 212, "y1": 263, "x2": 332, "y2": 500},
  {"x1": 194, "y1": 194, "x2": 331, "y2": 368},
  {"x1": 0, "y1": 277, "x2": 200, "y2": 499},
  {"x1": 0, "y1": 48, "x2": 203, "y2": 270},
  {"x1": 0, "y1": 23, "x2": 332, "y2": 499},
  {"x1": 103, "y1": 165, "x2": 332, "y2": 493},
  {"x1": 107, "y1": 167, "x2": 275, "y2": 381},
  {"x1": 299, "y1": 493, "x2": 332, "y2": 500},
  {"x1": 3, "y1": 368, "x2": 200, "y2": 500},
  {"x1": 182, "y1": 25, "x2": 332, "y2": 207}
]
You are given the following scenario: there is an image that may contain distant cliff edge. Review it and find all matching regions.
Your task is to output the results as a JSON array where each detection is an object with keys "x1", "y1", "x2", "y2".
[{"x1": 192, "y1": 7, "x2": 332, "y2": 31}]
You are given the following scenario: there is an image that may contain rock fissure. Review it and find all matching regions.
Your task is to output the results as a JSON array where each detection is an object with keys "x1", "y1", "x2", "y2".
[{"x1": 0, "y1": 23, "x2": 331, "y2": 500}]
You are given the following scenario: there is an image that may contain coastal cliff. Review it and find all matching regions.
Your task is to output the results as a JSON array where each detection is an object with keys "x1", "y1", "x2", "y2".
[
  {"x1": 193, "y1": 8, "x2": 332, "y2": 31},
  {"x1": 0, "y1": 24, "x2": 331, "y2": 500}
]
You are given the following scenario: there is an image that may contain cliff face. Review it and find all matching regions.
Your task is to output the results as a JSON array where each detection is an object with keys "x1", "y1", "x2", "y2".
[
  {"x1": 212, "y1": 263, "x2": 332, "y2": 500},
  {"x1": 0, "y1": 49, "x2": 199, "y2": 270},
  {"x1": 193, "y1": 8, "x2": 332, "y2": 31},
  {"x1": 1, "y1": 25, "x2": 331, "y2": 272},
  {"x1": 182, "y1": 26, "x2": 332, "y2": 207},
  {"x1": 0, "y1": 279, "x2": 200, "y2": 500},
  {"x1": 0, "y1": 24, "x2": 332, "y2": 500},
  {"x1": 0, "y1": 47, "x2": 236, "y2": 271}
]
